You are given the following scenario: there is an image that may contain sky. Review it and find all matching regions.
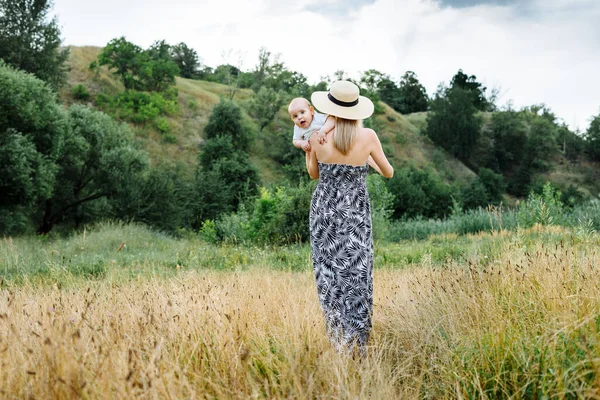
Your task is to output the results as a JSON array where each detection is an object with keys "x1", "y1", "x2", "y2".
[{"x1": 52, "y1": 0, "x2": 600, "y2": 131}]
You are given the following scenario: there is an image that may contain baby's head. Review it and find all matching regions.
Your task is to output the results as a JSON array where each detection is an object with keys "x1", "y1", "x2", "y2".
[{"x1": 288, "y1": 98, "x2": 314, "y2": 129}]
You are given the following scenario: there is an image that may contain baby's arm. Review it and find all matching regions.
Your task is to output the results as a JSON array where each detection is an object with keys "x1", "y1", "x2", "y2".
[
  {"x1": 315, "y1": 116, "x2": 336, "y2": 144},
  {"x1": 293, "y1": 139, "x2": 311, "y2": 152}
]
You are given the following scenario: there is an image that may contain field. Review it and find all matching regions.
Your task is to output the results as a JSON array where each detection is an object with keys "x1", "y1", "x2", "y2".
[{"x1": 1, "y1": 223, "x2": 600, "y2": 398}]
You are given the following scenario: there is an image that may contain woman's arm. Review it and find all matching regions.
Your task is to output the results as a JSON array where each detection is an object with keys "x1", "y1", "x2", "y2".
[
  {"x1": 307, "y1": 136, "x2": 320, "y2": 179},
  {"x1": 366, "y1": 155, "x2": 383, "y2": 175},
  {"x1": 367, "y1": 129, "x2": 394, "y2": 178}
]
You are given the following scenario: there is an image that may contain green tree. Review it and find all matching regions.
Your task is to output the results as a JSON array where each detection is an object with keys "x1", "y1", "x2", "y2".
[
  {"x1": 0, "y1": 61, "x2": 66, "y2": 224},
  {"x1": 36, "y1": 105, "x2": 148, "y2": 233},
  {"x1": 387, "y1": 166, "x2": 453, "y2": 219},
  {"x1": 0, "y1": 0, "x2": 69, "y2": 88},
  {"x1": 170, "y1": 42, "x2": 201, "y2": 79},
  {"x1": 478, "y1": 167, "x2": 506, "y2": 205},
  {"x1": 97, "y1": 37, "x2": 144, "y2": 90},
  {"x1": 586, "y1": 111, "x2": 600, "y2": 161},
  {"x1": 426, "y1": 86, "x2": 482, "y2": 163},
  {"x1": 204, "y1": 99, "x2": 252, "y2": 152},
  {"x1": 141, "y1": 40, "x2": 179, "y2": 92},
  {"x1": 195, "y1": 154, "x2": 259, "y2": 224},
  {"x1": 397, "y1": 71, "x2": 428, "y2": 114},
  {"x1": 488, "y1": 110, "x2": 528, "y2": 174},
  {"x1": 111, "y1": 162, "x2": 195, "y2": 232},
  {"x1": 450, "y1": 69, "x2": 491, "y2": 111},
  {"x1": 249, "y1": 87, "x2": 285, "y2": 131},
  {"x1": 526, "y1": 116, "x2": 557, "y2": 171}
]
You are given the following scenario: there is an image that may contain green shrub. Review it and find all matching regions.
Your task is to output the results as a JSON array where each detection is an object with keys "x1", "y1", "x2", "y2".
[
  {"x1": 518, "y1": 182, "x2": 564, "y2": 226},
  {"x1": 71, "y1": 84, "x2": 90, "y2": 100},
  {"x1": 199, "y1": 220, "x2": 218, "y2": 244},
  {"x1": 156, "y1": 117, "x2": 169, "y2": 133}
]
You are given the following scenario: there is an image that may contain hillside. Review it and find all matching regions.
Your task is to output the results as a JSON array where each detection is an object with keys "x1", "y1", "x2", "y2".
[{"x1": 61, "y1": 46, "x2": 599, "y2": 199}]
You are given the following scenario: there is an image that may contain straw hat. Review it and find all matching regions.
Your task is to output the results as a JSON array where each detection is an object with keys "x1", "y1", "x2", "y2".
[{"x1": 311, "y1": 80, "x2": 374, "y2": 120}]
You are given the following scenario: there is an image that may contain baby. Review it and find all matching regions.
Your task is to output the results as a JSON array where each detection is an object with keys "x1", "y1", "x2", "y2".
[
  {"x1": 288, "y1": 97, "x2": 382, "y2": 174},
  {"x1": 288, "y1": 97, "x2": 335, "y2": 170}
]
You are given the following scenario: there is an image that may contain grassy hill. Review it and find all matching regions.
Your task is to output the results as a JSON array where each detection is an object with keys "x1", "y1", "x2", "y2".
[{"x1": 60, "y1": 46, "x2": 599, "y2": 199}]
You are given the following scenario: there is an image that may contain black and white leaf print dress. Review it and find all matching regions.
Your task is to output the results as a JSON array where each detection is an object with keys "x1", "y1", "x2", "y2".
[{"x1": 310, "y1": 162, "x2": 373, "y2": 351}]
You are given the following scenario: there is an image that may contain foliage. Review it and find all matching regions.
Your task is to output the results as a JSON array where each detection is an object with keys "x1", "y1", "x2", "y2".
[
  {"x1": 487, "y1": 110, "x2": 528, "y2": 174},
  {"x1": 526, "y1": 117, "x2": 557, "y2": 172},
  {"x1": 140, "y1": 40, "x2": 180, "y2": 92},
  {"x1": 518, "y1": 182, "x2": 564, "y2": 226},
  {"x1": 0, "y1": 61, "x2": 66, "y2": 233},
  {"x1": 449, "y1": 69, "x2": 492, "y2": 111},
  {"x1": 95, "y1": 89, "x2": 178, "y2": 124},
  {"x1": 586, "y1": 111, "x2": 600, "y2": 161},
  {"x1": 194, "y1": 155, "x2": 259, "y2": 224},
  {"x1": 97, "y1": 37, "x2": 144, "y2": 90},
  {"x1": 367, "y1": 174, "x2": 395, "y2": 240},
  {"x1": 203, "y1": 99, "x2": 253, "y2": 152},
  {"x1": 170, "y1": 42, "x2": 201, "y2": 79},
  {"x1": 249, "y1": 87, "x2": 286, "y2": 131},
  {"x1": 97, "y1": 37, "x2": 179, "y2": 92},
  {"x1": 460, "y1": 177, "x2": 490, "y2": 210},
  {"x1": 426, "y1": 86, "x2": 482, "y2": 163},
  {"x1": 0, "y1": 0, "x2": 69, "y2": 89},
  {"x1": 387, "y1": 166, "x2": 454, "y2": 219},
  {"x1": 110, "y1": 162, "x2": 195, "y2": 233},
  {"x1": 71, "y1": 84, "x2": 90, "y2": 100},
  {"x1": 478, "y1": 167, "x2": 506, "y2": 205},
  {"x1": 36, "y1": 105, "x2": 148, "y2": 233},
  {"x1": 396, "y1": 71, "x2": 428, "y2": 114}
]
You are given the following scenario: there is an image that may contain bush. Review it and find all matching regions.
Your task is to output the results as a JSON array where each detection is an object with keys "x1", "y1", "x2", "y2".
[
  {"x1": 518, "y1": 182, "x2": 564, "y2": 227},
  {"x1": 71, "y1": 84, "x2": 90, "y2": 100},
  {"x1": 95, "y1": 90, "x2": 178, "y2": 124},
  {"x1": 247, "y1": 182, "x2": 315, "y2": 244},
  {"x1": 367, "y1": 174, "x2": 395, "y2": 241}
]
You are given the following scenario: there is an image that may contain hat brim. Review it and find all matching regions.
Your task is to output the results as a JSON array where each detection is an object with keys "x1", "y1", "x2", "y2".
[{"x1": 311, "y1": 91, "x2": 374, "y2": 120}]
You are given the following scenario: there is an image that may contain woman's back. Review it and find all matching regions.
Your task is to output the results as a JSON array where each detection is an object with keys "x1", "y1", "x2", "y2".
[
  {"x1": 308, "y1": 125, "x2": 393, "y2": 178},
  {"x1": 313, "y1": 127, "x2": 373, "y2": 166}
]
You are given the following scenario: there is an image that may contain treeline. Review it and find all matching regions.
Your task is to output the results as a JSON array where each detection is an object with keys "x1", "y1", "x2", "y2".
[{"x1": 2, "y1": 0, "x2": 600, "y2": 240}]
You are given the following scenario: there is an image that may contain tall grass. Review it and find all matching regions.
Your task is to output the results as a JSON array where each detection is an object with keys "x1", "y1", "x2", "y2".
[
  {"x1": 1, "y1": 224, "x2": 600, "y2": 397},
  {"x1": 390, "y1": 198, "x2": 600, "y2": 241}
]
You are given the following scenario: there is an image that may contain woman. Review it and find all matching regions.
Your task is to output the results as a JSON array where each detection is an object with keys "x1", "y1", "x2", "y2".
[{"x1": 307, "y1": 80, "x2": 393, "y2": 354}]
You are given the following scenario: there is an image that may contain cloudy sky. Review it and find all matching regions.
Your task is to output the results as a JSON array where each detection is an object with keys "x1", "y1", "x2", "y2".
[{"x1": 52, "y1": 0, "x2": 600, "y2": 131}]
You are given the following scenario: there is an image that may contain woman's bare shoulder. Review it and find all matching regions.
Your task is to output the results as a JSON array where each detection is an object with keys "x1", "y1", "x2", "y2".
[{"x1": 360, "y1": 127, "x2": 378, "y2": 141}]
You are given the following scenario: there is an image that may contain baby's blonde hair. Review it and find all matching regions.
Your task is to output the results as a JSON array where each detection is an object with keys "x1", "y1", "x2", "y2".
[
  {"x1": 287, "y1": 98, "x2": 311, "y2": 114},
  {"x1": 333, "y1": 118, "x2": 361, "y2": 155}
]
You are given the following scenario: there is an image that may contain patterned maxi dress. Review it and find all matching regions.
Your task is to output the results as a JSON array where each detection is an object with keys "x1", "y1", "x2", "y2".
[{"x1": 309, "y1": 162, "x2": 373, "y2": 351}]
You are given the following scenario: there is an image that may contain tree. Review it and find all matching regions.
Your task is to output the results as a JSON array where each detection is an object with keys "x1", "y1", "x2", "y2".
[
  {"x1": 386, "y1": 166, "x2": 453, "y2": 219},
  {"x1": 249, "y1": 87, "x2": 285, "y2": 131},
  {"x1": 204, "y1": 99, "x2": 253, "y2": 152},
  {"x1": 97, "y1": 37, "x2": 144, "y2": 90},
  {"x1": 170, "y1": 42, "x2": 201, "y2": 79},
  {"x1": 141, "y1": 40, "x2": 179, "y2": 92},
  {"x1": 360, "y1": 69, "x2": 388, "y2": 93},
  {"x1": 586, "y1": 111, "x2": 600, "y2": 161},
  {"x1": 0, "y1": 61, "x2": 66, "y2": 225},
  {"x1": 489, "y1": 110, "x2": 528, "y2": 174},
  {"x1": 0, "y1": 0, "x2": 69, "y2": 88},
  {"x1": 450, "y1": 69, "x2": 491, "y2": 111},
  {"x1": 36, "y1": 105, "x2": 148, "y2": 233},
  {"x1": 397, "y1": 71, "x2": 428, "y2": 114},
  {"x1": 426, "y1": 86, "x2": 482, "y2": 163},
  {"x1": 526, "y1": 116, "x2": 557, "y2": 172}
]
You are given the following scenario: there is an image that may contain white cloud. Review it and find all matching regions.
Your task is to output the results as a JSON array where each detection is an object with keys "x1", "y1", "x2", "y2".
[{"x1": 53, "y1": 0, "x2": 600, "y2": 130}]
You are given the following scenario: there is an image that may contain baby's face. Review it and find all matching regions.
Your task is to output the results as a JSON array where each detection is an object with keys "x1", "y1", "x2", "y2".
[{"x1": 289, "y1": 100, "x2": 314, "y2": 129}]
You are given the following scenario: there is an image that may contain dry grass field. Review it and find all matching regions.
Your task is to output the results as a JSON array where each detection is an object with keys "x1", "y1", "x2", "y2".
[{"x1": 2, "y1": 224, "x2": 600, "y2": 398}]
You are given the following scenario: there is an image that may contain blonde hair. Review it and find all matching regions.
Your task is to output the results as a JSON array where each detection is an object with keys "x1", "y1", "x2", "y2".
[{"x1": 333, "y1": 118, "x2": 361, "y2": 155}]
